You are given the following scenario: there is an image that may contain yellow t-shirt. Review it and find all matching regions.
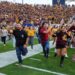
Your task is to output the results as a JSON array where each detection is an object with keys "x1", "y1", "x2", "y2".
[
  {"x1": 52, "y1": 28, "x2": 58, "y2": 34},
  {"x1": 27, "y1": 29, "x2": 35, "y2": 37}
]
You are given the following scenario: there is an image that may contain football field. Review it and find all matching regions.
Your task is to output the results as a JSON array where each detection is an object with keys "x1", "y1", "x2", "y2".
[{"x1": 0, "y1": 40, "x2": 75, "y2": 75}]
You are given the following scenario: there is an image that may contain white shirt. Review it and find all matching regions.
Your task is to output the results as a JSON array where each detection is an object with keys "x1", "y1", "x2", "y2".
[{"x1": 2, "y1": 29, "x2": 8, "y2": 37}]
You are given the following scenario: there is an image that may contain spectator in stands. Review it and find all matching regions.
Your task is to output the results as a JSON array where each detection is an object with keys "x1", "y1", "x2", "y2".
[{"x1": 1, "y1": 27, "x2": 8, "y2": 46}]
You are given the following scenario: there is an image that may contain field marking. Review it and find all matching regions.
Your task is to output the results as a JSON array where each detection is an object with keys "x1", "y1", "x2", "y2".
[
  {"x1": 0, "y1": 44, "x2": 42, "y2": 68},
  {"x1": 20, "y1": 64, "x2": 67, "y2": 75},
  {"x1": 30, "y1": 58, "x2": 41, "y2": 62},
  {"x1": 0, "y1": 73, "x2": 6, "y2": 75}
]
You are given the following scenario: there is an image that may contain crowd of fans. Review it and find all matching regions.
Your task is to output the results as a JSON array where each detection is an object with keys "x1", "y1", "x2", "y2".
[
  {"x1": 0, "y1": 1, "x2": 75, "y2": 47},
  {"x1": 0, "y1": 1, "x2": 75, "y2": 26}
]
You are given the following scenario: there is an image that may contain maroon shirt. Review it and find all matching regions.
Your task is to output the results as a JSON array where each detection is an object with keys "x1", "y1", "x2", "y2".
[
  {"x1": 69, "y1": 26, "x2": 75, "y2": 31},
  {"x1": 68, "y1": 26, "x2": 75, "y2": 32},
  {"x1": 40, "y1": 27, "x2": 49, "y2": 44},
  {"x1": 56, "y1": 30, "x2": 67, "y2": 45}
]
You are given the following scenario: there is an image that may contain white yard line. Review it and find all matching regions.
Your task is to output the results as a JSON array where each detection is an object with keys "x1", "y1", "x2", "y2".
[
  {"x1": 0, "y1": 41, "x2": 54, "y2": 68},
  {"x1": 0, "y1": 73, "x2": 6, "y2": 75},
  {"x1": 20, "y1": 65, "x2": 67, "y2": 75},
  {"x1": 30, "y1": 58, "x2": 41, "y2": 61},
  {"x1": 0, "y1": 44, "x2": 42, "y2": 68}
]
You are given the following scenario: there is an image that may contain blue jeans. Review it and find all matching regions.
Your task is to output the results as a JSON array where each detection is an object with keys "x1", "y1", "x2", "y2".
[
  {"x1": 29, "y1": 36, "x2": 34, "y2": 49},
  {"x1": 67, "y1": 38, "x2": 71, "y2": 46},
  {"x1": 42, "y1": 41, "x2": 50, "y2": 58},
  {"x1": 38, "y1": 35, "x2": 41, "y2": 43},
  {"x1": 16, "y1": 46, "x2": 28, "y2": 63}
]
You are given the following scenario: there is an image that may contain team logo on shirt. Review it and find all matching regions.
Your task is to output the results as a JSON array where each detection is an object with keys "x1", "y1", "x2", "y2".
[{"x1": 21, "y1": 34, "x2": 24, "y2": 38}]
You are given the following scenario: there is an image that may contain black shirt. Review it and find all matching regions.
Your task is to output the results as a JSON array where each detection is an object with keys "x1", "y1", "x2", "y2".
[
  {"x1": 69, "y1": 26, "x2": 75, "y2": 31},
  {"x1": 13, "y1": 29, "x2": 28, "y2": 47}
]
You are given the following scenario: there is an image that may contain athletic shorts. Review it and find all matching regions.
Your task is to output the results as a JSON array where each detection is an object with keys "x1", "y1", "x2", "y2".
[{"x1": 56, "y1": 44, "x2": 66, "y2": 49}]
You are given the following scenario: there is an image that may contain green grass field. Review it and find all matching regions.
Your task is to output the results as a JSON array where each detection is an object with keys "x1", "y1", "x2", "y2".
[
  {"x1": 0, "y1": 38, "x2": 38, "y2": 53},
  {"x1": 0, "y1": 40, "x2": 14, "y2": 53},
  {"x1": 0, "y1": 38, "x2": 75, "y2": 75},
  {"x1": 0, "y1": 48, "x2": 75, "y2": 75}
]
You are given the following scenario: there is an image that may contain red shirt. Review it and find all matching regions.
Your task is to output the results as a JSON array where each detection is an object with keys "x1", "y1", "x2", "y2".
[{"x1": 40, "y1": 27, "x2": 49, "y2": 44}]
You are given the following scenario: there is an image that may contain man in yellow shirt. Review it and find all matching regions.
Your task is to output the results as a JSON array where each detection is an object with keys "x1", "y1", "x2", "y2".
[{"x1": 27, "y1": 26, "x2": 35, "y2": 49}]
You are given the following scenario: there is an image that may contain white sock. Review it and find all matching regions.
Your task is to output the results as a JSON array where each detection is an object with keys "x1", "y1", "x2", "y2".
[
  {"x1": 54, "y1": 49, "x2": 57, "y2": 53},
  {"x1": 65, "y1": 54, "x2": 68, "y2": 57}
]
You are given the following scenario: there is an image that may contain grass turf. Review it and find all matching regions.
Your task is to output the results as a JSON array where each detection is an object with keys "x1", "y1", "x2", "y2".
[
  {"x1": 0, "y1": 40, "x2": 14, "y2": 53},
  {"x1": 0, "y1": 38, "x2": 38, "y2": 53},
  {"x1": 0, "y1": 48, "x2": 75, "y2": 75}
]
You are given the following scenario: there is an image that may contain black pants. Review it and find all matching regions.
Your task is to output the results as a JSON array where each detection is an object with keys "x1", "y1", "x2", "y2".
[{"x1": 1, "y1": 36, "x2": 6, "y2": 44}]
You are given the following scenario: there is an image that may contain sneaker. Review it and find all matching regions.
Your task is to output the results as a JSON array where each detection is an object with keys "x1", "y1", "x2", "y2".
[
  {"x1": 65, "y1": 54, "x2": 68, "y2": 58},
  {"x1": 15, "y1": 63, "x2": 23, "y2": 67}
]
